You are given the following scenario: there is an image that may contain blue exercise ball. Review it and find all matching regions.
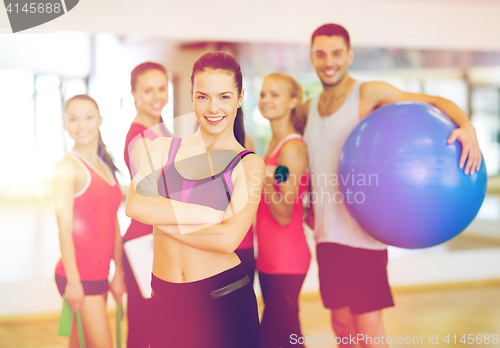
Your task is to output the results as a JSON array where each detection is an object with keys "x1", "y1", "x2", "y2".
[{"x1": 339, "y1": 101, "x2": 487, "y2": 249}]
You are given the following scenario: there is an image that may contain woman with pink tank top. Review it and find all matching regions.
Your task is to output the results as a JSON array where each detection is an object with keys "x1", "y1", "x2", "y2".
[
  {"x1": 123, "y1": 62, "x2": 172, "y2": 348},
  {"x1": 256, "y1": 73, "x2": 311, "y2": 348},
  {"x1": 54, "y1": 95, "x2": 125, "y2": 348}
]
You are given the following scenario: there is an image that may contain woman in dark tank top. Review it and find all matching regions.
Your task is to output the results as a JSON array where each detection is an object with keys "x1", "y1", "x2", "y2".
[{"x1": 126, "y1": 52, "x2": 265, "y2": 348}]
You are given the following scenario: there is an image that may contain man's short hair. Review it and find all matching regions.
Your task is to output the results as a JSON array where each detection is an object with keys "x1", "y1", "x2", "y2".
[{"x1": 311, "y1": 24, "x2": 350, "y2": 48}]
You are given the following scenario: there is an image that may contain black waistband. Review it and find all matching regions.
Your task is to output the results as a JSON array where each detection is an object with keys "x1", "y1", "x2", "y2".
[{"x1": 151, "y1": 263, "x2": 249, "y2": 300}]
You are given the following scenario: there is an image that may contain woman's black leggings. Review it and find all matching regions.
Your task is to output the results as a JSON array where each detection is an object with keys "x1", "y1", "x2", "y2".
[
  {"x1": 259, "y1": 272, "x2": 307, "y2": 348},
  {"x1": 151, "y1": 263, "x2": 260, "y2": 348}
]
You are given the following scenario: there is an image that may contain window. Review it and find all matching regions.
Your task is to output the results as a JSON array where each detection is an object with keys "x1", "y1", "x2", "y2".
[{"x1": 0, "y1": 69, "x2": 87, "y2": 195}]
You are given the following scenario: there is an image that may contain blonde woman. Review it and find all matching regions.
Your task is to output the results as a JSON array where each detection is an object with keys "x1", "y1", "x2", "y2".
[{"x1": 256, "y1": 73, "x2": 310, "y2": 348}]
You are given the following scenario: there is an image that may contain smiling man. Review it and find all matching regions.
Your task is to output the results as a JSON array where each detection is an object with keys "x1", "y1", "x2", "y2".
[{"x1": 302, "y1": 23, "x2": 481, "y2": 348}]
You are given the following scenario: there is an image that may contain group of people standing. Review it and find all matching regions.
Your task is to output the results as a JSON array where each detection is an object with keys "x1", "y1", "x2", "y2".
[{"x1": 53, "y1": 23, "x2": 481, "y2": 348}]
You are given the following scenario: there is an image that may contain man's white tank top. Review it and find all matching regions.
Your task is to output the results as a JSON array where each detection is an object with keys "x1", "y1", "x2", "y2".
[{"x1": 303, "y1": 80, "x2": 386, "y2": 250}]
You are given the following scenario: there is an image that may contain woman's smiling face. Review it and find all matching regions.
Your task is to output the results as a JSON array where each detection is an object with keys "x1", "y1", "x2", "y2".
[
  {"x1": 64, "y1": 98, "x2": 102, "y2": 146},
  {"x1": 259, "y1": 76, "x2": 297, "y2": 121},
  {"x1": 132, "y1": 69, "x2": 168, "y2": 118},
  {"x1": 191, "y1": 69, "x2": 243, "y2": 136}
]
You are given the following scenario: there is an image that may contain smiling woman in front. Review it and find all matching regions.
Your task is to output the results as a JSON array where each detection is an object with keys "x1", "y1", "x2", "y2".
[{"x1": 126, "y1": 51, "x2": 264, "y2": 348}]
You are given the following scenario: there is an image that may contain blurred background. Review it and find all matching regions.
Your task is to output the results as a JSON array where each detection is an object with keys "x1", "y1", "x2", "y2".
[{"x1": 1, "y1": 0, "x2": 500, "y2": 346}]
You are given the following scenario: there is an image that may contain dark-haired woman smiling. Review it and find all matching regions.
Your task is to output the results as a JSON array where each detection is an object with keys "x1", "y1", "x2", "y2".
[
  {"x1": 126, "y1": 52, "x2": 264, "y2": 348},
  {"x1": 123, "y1": 61, "x2": 172, "y2": 348}
]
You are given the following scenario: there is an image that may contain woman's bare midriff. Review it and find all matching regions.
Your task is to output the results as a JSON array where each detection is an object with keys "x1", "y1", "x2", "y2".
[{"x1": 152, "y1": 227, "x2": 241, "y2": 283}]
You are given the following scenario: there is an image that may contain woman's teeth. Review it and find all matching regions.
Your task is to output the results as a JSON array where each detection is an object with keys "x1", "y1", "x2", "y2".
[{"x1": 206, "y1": 116, "x2": 224, "y2": 122}]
